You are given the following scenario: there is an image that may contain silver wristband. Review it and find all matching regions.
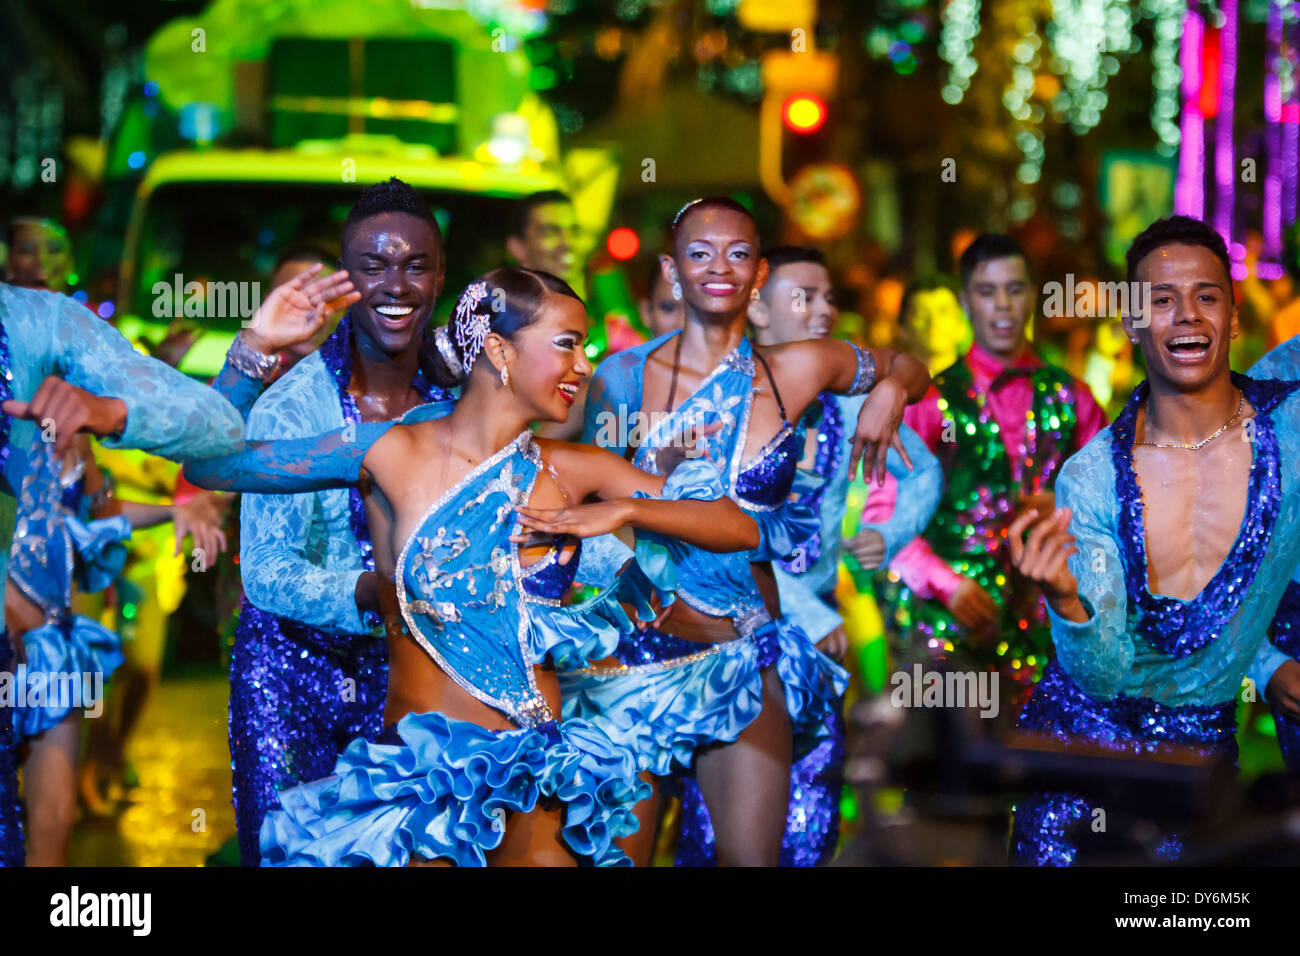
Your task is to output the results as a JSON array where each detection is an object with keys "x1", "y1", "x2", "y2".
[
  {"x1": 847, "y1": 342, "x2": 877, "y2": 396},
  {"x1": 227, "y1": 330, "x2": 282, "y2": 381}
]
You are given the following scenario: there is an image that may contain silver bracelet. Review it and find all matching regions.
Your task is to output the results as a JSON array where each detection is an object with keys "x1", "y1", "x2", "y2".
[
  {"x1": 227, "y1": 330, "x2": 282, "y2": 381},
  {"x1": 847, "y1": 342, "x2": 877, "y2": 395}
]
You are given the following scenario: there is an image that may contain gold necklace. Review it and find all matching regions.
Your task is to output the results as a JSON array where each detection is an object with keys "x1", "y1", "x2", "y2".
[{"x1": 1134, "y1": 391, "x2": 1245, "y2": 450}]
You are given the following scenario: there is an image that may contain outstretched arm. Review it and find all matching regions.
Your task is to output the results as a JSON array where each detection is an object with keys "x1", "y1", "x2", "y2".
[
  {"x1": 3, "y1": 290, "x2": 246, "y2": 460},
  {"x1": 514, "y1": 441, "x2": 759, "y2": 554}
]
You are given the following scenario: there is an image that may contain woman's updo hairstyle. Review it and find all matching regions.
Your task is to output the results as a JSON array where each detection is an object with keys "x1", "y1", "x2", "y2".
[{"x1": 425, "y1": 266, "x2": 583, "y2": 389}]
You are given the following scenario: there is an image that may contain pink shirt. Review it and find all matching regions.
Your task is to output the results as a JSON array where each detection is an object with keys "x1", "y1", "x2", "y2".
[{"x1": 863, "y1": 343, "x2": 1108, "y2": 604}]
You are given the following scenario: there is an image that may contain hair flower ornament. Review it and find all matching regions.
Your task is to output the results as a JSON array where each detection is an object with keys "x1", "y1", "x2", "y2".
[{"x1": 454, "y1": 281, "x2": 491, "y2": 372}]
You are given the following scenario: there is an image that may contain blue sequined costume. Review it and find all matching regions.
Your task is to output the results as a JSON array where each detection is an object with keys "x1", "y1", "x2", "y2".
[
  {"x1": 1010, "y1": 373, "x2": 1300, "y2": 865},
  {"x1": 676, "y1": 394, "x2": 943, "y2": 865},
  {"x1": 7, "y1": 435, "x2": 132, "y2": 741},
  {"x1": 0, "y1": 283, "x2": 244, "y2": 867},
  {"x1": 213, "y1": 316, "x2": 452, "y2": 866},
  {"x1": 563, "y1": 333, "x2": 850, "y2": 806},
  {"x1": 1249, "y1": 337, "x2": 1300, "y2": 771},
  {"x1": 186, "y1": 428, "x2": 734, "y2": 864}
]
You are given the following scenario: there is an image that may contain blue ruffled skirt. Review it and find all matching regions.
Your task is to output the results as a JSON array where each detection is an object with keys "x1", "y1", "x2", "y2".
[
  {"x1": 559, "y1": 616, "x2": 848, "y2": 777},
  {"x1": 12, "y1": 617, "x2": 122, "y2": 740},
  {"x1": 259, "y1": 710, "x2": 649, "y2": 867}
]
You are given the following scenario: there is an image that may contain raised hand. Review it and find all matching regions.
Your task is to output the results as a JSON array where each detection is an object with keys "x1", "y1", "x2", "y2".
[
  {"x1": 653, "y1": 420, "x2": 722, "y2": 476},
  {"x1": 241, "y1": 264, "x2": 360, "y2": 355},
  {"x1": 2, "y1": 376, "x2": 127, "y2": 458},
  {"x1": 849, "y1": 377, "x2": 914, "y2": 487},
  {"x1": 173, "y1": 491, "x2": 232, "y2": 562},
  {"x1": 1008, "y1": 507, "x2": 1082, "y2": 617},
  {"x1": 844, "y1": 528, "x2": 886, "y2": 570}
]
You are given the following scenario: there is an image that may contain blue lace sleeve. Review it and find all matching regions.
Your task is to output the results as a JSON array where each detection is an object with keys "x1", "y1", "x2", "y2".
[
  {"x1": 211, "y1": 355, "x2": 265, "y2": 421},
  {"x1": 1250, "y1": 336, "x2": 1300, "y2": 380},
  {"x1": 1048, "y1": 446, "x2": 1135, "y2": 700},
  {"x1": 861, "y1": 423, "x2": 943, "y2": 566},
  {"x1": 42, "y1": 292, "x2": 245, "y2": 459},
  {"x1": 182, "y1": 422, "x2": 394, "y2": 493}
]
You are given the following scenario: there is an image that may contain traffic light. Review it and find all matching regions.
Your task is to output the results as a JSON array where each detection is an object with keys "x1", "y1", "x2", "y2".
[
  {"x1": 781, "y1": 93, "x2": 827, "y2": 134},
  {"x1": 760, "y1": 50, "x2": 837, "y2": 206}
]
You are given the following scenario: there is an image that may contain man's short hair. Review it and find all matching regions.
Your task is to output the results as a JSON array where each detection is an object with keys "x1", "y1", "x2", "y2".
[
  {"x1": 342, "y1": 177, "x2": 441, "y2": 252},
  {"x1": 1125, "y1": 215, "x2": 1234, "y2": 300},
  {"x1": 762, "y1": 245, "x2": 826, "y2": 272},
  {"x1": 958, "y1": 233, "x2": 1027, "y2": 288},
  {"x1": 510, "y1": 190, "x2": 572, "y2": 240}
]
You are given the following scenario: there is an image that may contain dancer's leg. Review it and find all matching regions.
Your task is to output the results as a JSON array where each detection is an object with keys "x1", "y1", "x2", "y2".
[
  {"x1": 694, "y1": 667, "x2": 792, "y2": 866},
  {"x1": 22, "y1": 714, "x2": 80, "y2": 866}
]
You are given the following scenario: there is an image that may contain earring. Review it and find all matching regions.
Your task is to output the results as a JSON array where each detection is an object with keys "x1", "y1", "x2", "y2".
[
  {"x1": 750, "y1": 289, "x2": 760, "y2": 303},
  {"x1": 501, "y1": 364, "x2": 511, "y2": 388},
  {"x1": 671, "y1": 280, "x2": 682, "y2": 301}
]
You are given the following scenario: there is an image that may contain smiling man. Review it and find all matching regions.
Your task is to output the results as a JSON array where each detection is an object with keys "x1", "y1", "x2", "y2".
[
  {"x1": 1008, "y1": 215, "x2": 1300, "y2": 864},
  {"x1": 868, "y1": 234, "x2": 1107, "y2": 715},
  {"x1": 213, "y1": 178, "x2": 454, "y2": 865}
]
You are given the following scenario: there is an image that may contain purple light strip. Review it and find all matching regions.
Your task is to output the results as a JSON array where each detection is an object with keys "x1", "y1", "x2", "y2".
[
  {"x1": 1177, "y1": 5, "x2": 1206, "y2": 218},
  {"x1": 1286, "y1": 8, "x2": 1300, "y2": 227},
  {"x1": 1214, "y1": 0, "x2": 1238, "y2": 247},
  {"x1": 1265, "y1": 0, "x2": 1283, "y2": 260}
]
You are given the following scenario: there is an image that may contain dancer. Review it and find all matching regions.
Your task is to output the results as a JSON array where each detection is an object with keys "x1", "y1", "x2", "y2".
[
  {"x1": 673, "y1": 245, "x2": 943, "y2": 865},
  {"x1": 1008, "y1": 215, "x2": 1300, "y2": 865},
  {"x1": 205, "y1": 179, "x2": 460, "y2": 866},
  {"x1": 869, "y1": 234, "x2": 1108, "y2": 715},
  {"x1": 185, "y1": 267, "x2": 761, "y2": 866},
  {"x1": 8, "y1": 433, "x2": 227, "y2": 865},
  {"x1": 0, "y1": 281, "x2": 245, "y2": 867},
  {"x1": 1246, "y1": 332, "x2": 1300, "y2": 770},
  {"x1": 566, "y1": 199, "x2": 930, "y2": 866}
]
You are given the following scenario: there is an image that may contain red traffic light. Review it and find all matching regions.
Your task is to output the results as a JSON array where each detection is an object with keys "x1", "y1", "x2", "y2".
[
  {"x1": 782, "y1": 92, "x2": 827, "y2": 133},
  {"x1": 606, "y1": 227, "x2": 640, "y2": 260}
]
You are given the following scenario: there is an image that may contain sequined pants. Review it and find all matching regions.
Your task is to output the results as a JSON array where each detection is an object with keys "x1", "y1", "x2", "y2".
[
  {"x1": 229, "y1": 600, "x2": 387, "y2": 867},
  {"x1": 1268, "y1": 582, "x2": 1300, "y2": 772},
  {"x1": 0, "y1": 636, "x2": 23, "y2": 866},
  {"x1": 1009, "y1": 661, "x2": 1236, "y2": 866},
  {"x1": 675, "y1": 702, "x2": 844, "y2": 866}
]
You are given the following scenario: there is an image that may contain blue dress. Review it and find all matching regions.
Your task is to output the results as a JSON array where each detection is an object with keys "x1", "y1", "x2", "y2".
[
  {"x1": 0, "y1": 284, "x2": 245, "y2": 867},
  {"x1": 184, "y1": 426, "x2": 736, "y2": 864},
  {"x1": 563, "y1": 332, "x2": 850, "y2": 797},
  {"x1": 7, "y1": 436, "x2": 132, "y2": 740},
  {"x1": 1248, "y1": 336, "x2": 1300, "y2": 771},
  {"x1": 1010, "y1": 373, "x2": 1300, "y2": 865},
  {"x1": 212, "y1": 316, "x2": 453, "y2": 866},
  {"x1": 677, "y1": 394, "x2": 943, "y2": 866}
]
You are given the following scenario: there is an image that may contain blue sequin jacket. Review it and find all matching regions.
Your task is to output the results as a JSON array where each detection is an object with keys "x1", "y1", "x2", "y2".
[{"x1": 1048, "y1": 374, "x2": 1300, "y2": 706}]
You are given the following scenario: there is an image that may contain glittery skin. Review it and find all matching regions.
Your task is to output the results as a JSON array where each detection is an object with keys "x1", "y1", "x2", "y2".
[
  {"x1": 227, "y1": 316, "x2": 446, "y2": 866},
  {"x1": 878, "y1": 358, "x2": 1083, "y2": 713},
  {"x1": 1010, "y1": 661, "x2": 1237, "y2": 865},
  {"x1": 676, "y1": 703, "x2": 844, "y2": 866},
  {"x1": 1268, "y1": 581, "x2": 1300, "y2": 770}
]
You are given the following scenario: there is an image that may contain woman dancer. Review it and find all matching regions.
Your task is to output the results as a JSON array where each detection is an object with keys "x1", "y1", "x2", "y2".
[
  {"x1": 567, "y1": 198, "x2": 930, "y2": 865},
  {"x1": 7, "y1": 433, "x2": 227, "y2": 865},
  {"x1": 185, "y1": 267, "x2": 760, "y2": 866}
]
